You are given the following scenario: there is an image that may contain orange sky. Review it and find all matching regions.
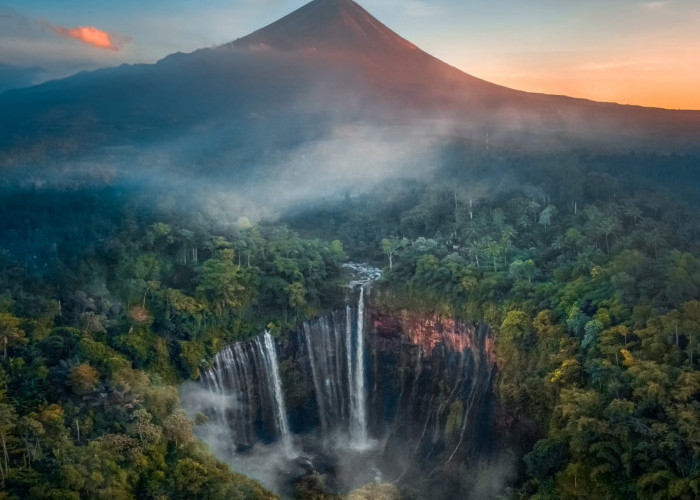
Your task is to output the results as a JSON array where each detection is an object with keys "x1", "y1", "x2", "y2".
[
  {"x1": 458, "y1": 49, "x2": 700, "y2": 110},
  {"x1": 4, "y1": 1, "x2": 700, "y2": 110},
  {"x1": 423, "y1": 1, "x2": 700, "y2": 111}
]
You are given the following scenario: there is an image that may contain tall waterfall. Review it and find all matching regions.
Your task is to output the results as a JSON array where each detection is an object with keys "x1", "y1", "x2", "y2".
[
  {"x1": 345, "y1": 305, "x2": 354, "y2": 429},
  {"x1": 303, "y1": 311, "x2": 351, "y2": 433},
  {"x1": 199, "y1": 332, "x2": 292, "y2": 450},
  {"x1": 302, "y1": 284, "x2": 370, "y2": 446},
  {"x1": 183, "y1": 264, "x2": 497, "y2": 498},
  {"x1": 200, "y1": 342, "x2": 256, "y2": 446},
  {"x1": 350, "y1": 283, "x2": 368, "y2": 446},
  {"x1": 262, "y1": 331, "x2": 292, "y2": 454},
  {"x1": 344, "y1": 263, "x2": 380, "y2": 446},
  {"x1": 197, "y1": 305, "x2": 370, "y2": 451}
]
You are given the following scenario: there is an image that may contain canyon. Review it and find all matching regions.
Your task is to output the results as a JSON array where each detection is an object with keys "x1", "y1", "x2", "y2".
[{"x1": 182, "y1": 269, "x2": 505, "y2": 498}]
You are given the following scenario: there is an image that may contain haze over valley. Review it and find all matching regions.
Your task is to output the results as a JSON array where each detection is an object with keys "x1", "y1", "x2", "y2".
[{"x1": 0, "y1": 1, "x2": 698, "y2": 499}]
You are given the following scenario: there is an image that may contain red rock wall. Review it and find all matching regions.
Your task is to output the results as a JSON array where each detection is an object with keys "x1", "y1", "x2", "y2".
[{"x1": 371, "y1": 309, "x2": 496, "y2": 362}]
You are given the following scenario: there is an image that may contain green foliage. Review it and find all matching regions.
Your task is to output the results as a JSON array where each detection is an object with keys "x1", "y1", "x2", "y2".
[
  {"x1": 524, "y1": 439, "x2": 568, "y2": 480},
  {"x1": 68, "y1": 363, "x2": 99, "y2": 395},
  {"x1": 322, "y1": 159, "x2": 699, "y2": 499},
  {"x1": 0, "y1": 312, "x2": 26, "y2": 360},
  {"x1": 501, "y1": 310, "x2": 535, "y2": 350},
  {"x1": 178, "y1": 341, "x2": 205, "y2": 380},
  {"x1": 0, "y1": 147, "x2": 697, "y2": 498},
  {"x1": 0, "y1": 212, "x2": 354, "y2": 498},
  {"x1": 196, "y1": 249, "x2": 246, "y2": 316}
]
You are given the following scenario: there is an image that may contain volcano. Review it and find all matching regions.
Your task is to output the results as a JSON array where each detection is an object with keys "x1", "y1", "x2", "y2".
[
  {"x1": 1, "y1": 0, "x2": 699, "y2": 182},
  {"x1": 230, "y1": 0, "x2": 525, "y2": 109},
  {"x1": 232, "y1": 0, "x2": 423, "y2": 55}
]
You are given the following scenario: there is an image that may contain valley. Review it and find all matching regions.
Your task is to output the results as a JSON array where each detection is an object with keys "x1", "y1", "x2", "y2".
[{"x1": 0, "y1": 1, "x2": 698, "y2": 499}]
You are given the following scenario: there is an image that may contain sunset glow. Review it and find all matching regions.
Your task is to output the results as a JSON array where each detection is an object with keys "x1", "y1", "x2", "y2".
[
  {"x1": 53, "y1": 25, "x2": 118, "y2": 50},
  {"x1": 453, "y1": 49, "x2": 700, "y2": 110},
  {"x1": 1, "y1": 0, "x2": 699, "y2": 109},
  {"x1": 0, "y1": 3, "x2": 698, "y2": 499}
]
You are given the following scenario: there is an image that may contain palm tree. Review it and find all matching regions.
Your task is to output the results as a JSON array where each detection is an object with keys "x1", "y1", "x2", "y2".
[
  {"x1": 586, "y1": 207, "x2": 620, "y2": 253},
  {"x1": 484, "y1": 240, "x2": 502, "y2": 272},
  {"x1": 500, "y1": 225, "x2": 517, "y2": 267},
  {"x1": 467, "y1": 240, "x2": 481, "y2": 269},
  {"x1": 596, "y1": 214, "x2": 620, "y2": 253}
]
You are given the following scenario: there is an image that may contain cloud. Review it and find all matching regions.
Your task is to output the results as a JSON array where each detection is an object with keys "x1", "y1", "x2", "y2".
[
  {"x1": 51, "y1": 24, "x2": 129, "y2": 50},
  {"x1": 0, "y1": 11, "x2": 130, "y2": 74}
]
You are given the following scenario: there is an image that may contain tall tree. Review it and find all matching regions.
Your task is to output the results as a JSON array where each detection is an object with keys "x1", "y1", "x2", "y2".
[
  {"x1": 0, "y1": 313, "x2": 25, "y2": 360},
  {"x1": 381, "y1": 237, "x2": 405, "y2": 270}
]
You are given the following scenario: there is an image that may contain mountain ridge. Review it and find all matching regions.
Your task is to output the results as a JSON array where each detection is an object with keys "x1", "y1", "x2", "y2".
[{"x1": 0, "y1": 0, "x2": 699, "y2": 176}]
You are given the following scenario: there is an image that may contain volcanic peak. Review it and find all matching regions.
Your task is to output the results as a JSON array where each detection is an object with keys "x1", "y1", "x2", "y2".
[{"x1": 231, "y1": 0, "x2": 420, "y2": 55}]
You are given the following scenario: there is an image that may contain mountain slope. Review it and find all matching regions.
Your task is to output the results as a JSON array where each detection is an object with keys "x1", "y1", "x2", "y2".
[
  {"x1": 232, "y1": 0, "x2": 421, "y2": 55},
  {"x1": 0, "y1": 0, "x2": 699, "y2": 181},
  {"x1": 225, "y1": 0, "x2": 700, "y2": 150},
  {"x1": 230, "y1": 0, "x2": 527, "y2": 105}
]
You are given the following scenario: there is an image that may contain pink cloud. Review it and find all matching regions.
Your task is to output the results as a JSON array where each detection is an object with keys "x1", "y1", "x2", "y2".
[{"x1": 52, "y1": 24, "x2": 127, "y2": 50}]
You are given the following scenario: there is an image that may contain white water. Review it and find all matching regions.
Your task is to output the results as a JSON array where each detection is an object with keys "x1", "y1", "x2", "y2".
[
  {"x1": 342, "y1": 263, "x2": 380, "y2": 448},
  {"x1": 305, "y1": 322, "x2": 328, "y2": 431},
  {"x1": 201, "y1": 343, "x2": 255, "y2": 446},
  {"x1": 198, "y1": 333, "x2": 294, "y2": 453},
  {"x1": 350, "y1": 283, "x2": 369, "y2": 447},
  {"x1": 180, "y1": 263, "x2": 497, "y2": 497},
  {"x1": 345, "y1": 305, "x2": 354, "y2": 430},
  {"x1": 262, "y1": 331, "x2": 293, "y2": 455}
]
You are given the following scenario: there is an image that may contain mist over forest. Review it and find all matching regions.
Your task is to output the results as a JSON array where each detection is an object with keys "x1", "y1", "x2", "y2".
[{"x1": 0, "y1": 1, "x2": 698, "y2": 499}]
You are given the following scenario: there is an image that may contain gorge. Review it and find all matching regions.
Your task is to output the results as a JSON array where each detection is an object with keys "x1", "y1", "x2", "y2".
[
  {"x1": 182, "y1": 266, "x2": 502, "y2": 498},
  {"x1": 0, "y1": 1, "x2": 697, "y2": 499}
]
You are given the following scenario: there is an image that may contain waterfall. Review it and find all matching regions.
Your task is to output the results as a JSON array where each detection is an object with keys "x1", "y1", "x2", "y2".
[
  {"x1": 343, "y1": 263, "x2": 379, "y2": 446},
  {"x1": 198, "y1": 332, "x2": 292, "y2": 451},
  {"x1": 200, "y1": 343, "x2": 256, "y2": 447},
  {"x1": 262, "y1": 331, "x2": 292, "y2": 454},
  {"x1": 304, "y1": 313, "x2": 349, "y2": 433},
  {"x1": 304, "y1": 322, "x2": 328, "y2": 431},
  {"x1": 345, "y1": 304, "x2": 353, "y2": 425},
  {"x1": 233, "y1": 343, "x2": 255, "y2": 445},
  {"x1": 333, "y1": 312, "x2": 347, "y2": 420},
  {"x1": 182, "y1": 267, "x2": 500, "y2": 498},
  {"x1": 350, "y1": 283, "x2": 368, "y2": 446}
]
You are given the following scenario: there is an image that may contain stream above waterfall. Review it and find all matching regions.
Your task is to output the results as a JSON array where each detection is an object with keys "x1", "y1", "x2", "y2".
[{"x1": 180, "y1": 265, "x2": 501, "y2": 498}]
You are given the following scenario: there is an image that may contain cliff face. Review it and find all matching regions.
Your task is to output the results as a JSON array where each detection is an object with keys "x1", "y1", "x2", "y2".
[
  {"x1": 188, "y1": 298, "x2": 502, "y2": 497},
  {"x1": 276, "y1": 305, "x2": 500, "y2": 484},
  {"x1": 372, "y1": 309, "x2": 496, "y2": 360},
  {"x1": 366, "y1": 309, "x2": 498, "y2": 471}
]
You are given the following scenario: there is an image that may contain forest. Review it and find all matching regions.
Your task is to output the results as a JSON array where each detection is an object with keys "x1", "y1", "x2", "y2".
[
  {"x1": 0, "y1": 190, "x2": 347, "y2": 499},
  {"x1": 0, "y1": 147, "x2": 698, "y2": 499}
]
